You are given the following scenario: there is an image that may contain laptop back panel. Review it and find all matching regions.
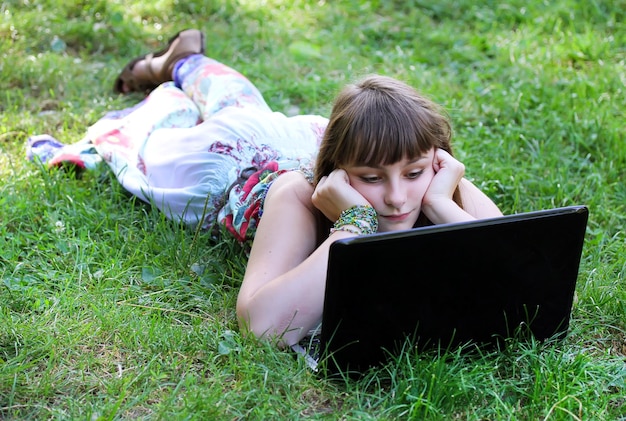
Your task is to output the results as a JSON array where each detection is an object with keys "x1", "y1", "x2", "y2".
[{"x1": 320, "y1": 206, "x2": 588, "y2": 374}]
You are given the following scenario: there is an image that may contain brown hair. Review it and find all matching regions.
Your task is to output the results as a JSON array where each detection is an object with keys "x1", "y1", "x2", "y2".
[{"x1": 313, "y1": 75, "x2": 462, "y2": 240}]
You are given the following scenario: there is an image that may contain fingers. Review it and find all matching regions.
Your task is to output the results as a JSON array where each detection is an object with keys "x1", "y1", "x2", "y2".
[
  {"x1": 312, "y1": 169, "x2": 369, "y2": 222},
  {"x1": 432, "y1": 148, "x2": 465, "y2": 179},
  {"x1": 316, "y1": 175, "x2": 328, "y2": 188},
  {"x1": 432, "y1": 149, "x2": 441, "y2": 173},
  {"x1": 425, "y1": 149, "x2": 465, "y2": 202}
]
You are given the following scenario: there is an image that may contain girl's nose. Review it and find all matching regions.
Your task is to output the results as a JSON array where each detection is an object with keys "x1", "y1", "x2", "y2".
[{"x1": 384, "y1": 181, "x2": 406, "y2": 208}]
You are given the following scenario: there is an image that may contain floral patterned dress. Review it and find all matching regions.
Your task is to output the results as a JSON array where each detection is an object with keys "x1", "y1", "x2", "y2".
[{"x1": 29, "y1": 55, "x2": 328, "y2": 242}]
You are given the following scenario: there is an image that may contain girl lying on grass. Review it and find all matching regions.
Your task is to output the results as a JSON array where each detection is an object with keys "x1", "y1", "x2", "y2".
[{"x1": 30, "y1": 29, "x2": 502, "y2": 347}]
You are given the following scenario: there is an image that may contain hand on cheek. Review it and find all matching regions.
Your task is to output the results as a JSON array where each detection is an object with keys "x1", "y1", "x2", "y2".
[
  {"x1": 424, "y1": 148, "x2": 465, "y2": 205},
  {"x1": 312, "y1": 169, "x2": 370, "y2": 222}
]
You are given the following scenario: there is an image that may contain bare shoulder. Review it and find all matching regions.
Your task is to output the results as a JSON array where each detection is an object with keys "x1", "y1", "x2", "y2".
[
  {"x1": 249, "y1": 169, "x2": 318, "y2": 260},
  {"x1": 265, "y1": 170, "x2": 316, "y2": 212},
  {"x1": 458, "y1": 178, "x2": 503, "y2": 219}
]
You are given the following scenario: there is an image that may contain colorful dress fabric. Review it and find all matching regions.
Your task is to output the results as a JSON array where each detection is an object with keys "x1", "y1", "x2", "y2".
[{"x1": 27, "y1": 55, "x2": 328, "y2": 242}]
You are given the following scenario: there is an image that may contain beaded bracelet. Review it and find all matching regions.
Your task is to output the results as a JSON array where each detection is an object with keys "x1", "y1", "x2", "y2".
[{"x1": 330, "y1": 205, "x2": 378, "y2": 236}]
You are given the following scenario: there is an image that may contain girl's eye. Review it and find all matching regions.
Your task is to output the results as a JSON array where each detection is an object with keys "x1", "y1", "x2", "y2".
[
  {"x1": 360, "y1": 175, "x2": 381, "y2": 183},
  {"x1": 406, "y1": 170, "x2": 424, "y2": 179}
]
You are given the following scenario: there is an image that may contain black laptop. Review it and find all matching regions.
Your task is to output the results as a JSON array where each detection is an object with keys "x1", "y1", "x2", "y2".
[{"x1": 319, "y1": 205, "x2": 589, "y2": 375}]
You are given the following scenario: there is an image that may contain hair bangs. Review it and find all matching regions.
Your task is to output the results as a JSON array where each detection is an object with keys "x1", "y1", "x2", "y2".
[{"x1": 339, "y1": 98, "x2": 431, "y2": 167}]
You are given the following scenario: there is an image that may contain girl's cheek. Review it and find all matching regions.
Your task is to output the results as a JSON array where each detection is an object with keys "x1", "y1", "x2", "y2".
[{"x1": 354, "y1": 184, "x2": 376, "y2": 202}]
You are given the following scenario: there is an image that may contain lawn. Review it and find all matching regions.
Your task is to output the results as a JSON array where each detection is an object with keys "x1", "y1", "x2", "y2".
[{"x1": 1, "y1": 0, "x2": 625, "y2": 419}]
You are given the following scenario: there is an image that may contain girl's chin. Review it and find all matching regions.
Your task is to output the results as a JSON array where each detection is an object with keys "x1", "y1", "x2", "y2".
[
  {"x1": 377, "y1": 220, "x2": 418, "y2": 233},
  {"x1": 377, "y1": 213, "x2": 419, "y2": 233}
]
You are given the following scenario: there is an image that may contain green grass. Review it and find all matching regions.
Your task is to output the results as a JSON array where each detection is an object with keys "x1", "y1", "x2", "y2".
[{"x1": 1, "y1": 0, "x2": 625, "y2": 419}]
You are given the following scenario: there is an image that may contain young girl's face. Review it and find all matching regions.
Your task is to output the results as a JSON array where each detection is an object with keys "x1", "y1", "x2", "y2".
[{"x1": 344, "y1": 148, "x2": 436, "y2": 232}]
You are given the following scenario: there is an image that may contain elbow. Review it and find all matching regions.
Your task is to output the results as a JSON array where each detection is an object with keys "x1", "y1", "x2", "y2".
[
  {"x1": 236, "y1": 296, "x2": 278, "y2": 343},
  {"x1": 237, "y1": 304, "x2": 262, "y2": 340},
  {"x1": 236, "y1": 296, "x2": 303, "y2": 347},
  {"x1": 236, "y1": 296, "x2": 259, "y2": 338}
]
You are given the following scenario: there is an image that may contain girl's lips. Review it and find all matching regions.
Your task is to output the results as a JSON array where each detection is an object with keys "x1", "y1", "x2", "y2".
[{"x1": 381, "y1": 212, "x2": 410, "y2": 222}]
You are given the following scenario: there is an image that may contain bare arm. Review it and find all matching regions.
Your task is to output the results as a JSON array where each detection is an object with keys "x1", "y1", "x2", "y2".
[
  {"x1": 236, "y1": 171, "x2": 354, "y2": 346},
  {"x1": 458, "y1": 178, "x2": 503, "y2": 220},
  {"x1": 421, "y1": 149, "x2": 502, "y2": 223}
]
